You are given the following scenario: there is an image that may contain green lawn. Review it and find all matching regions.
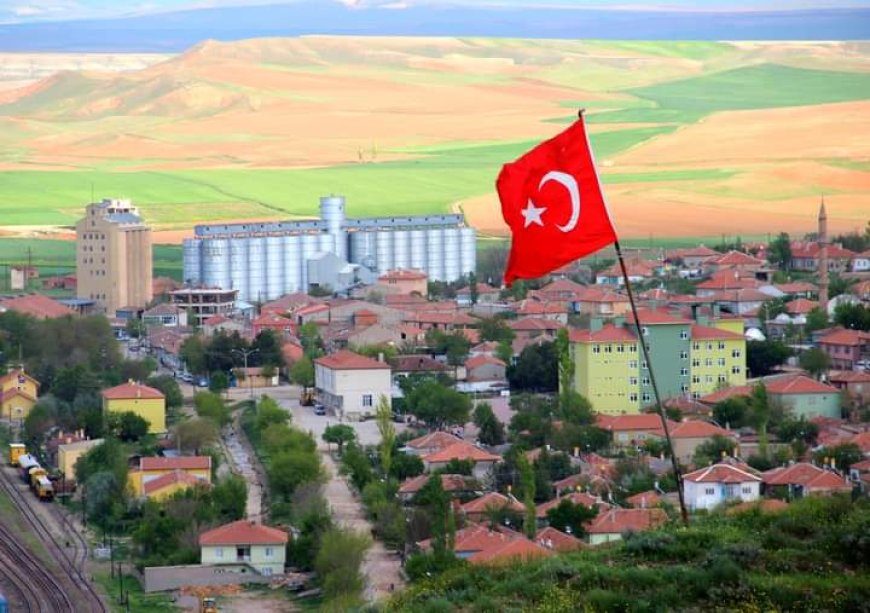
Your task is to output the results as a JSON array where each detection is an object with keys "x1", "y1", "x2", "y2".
[{"x1": 95, "y1": 573, "x2": 177, "y2": 613}]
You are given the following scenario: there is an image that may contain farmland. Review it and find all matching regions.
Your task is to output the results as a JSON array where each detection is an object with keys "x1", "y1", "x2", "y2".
[{"x1": 0, "y1": 38, "x2": 867, "y2": 242}]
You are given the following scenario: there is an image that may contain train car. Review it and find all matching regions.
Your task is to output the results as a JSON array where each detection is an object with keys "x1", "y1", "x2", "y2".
[
  {"x1": 34, "y1": 475, "x2": 54, "y2": 501},
  {"x1": 18, "y1": 454, "x2": 40, "y2": 483},
  {"x1": 8, "y1": 443, "x2": 25, "y2": 467}
]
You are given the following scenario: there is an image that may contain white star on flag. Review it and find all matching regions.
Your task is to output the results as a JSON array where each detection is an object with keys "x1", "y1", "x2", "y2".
[{"x1": 521, "y1": 200, "x2": 546, "y2": 228}]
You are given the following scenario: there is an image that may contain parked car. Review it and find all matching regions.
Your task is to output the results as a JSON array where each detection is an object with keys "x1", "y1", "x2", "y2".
[
  {"x1": 313, "y1": 403, "x2": 326, "y2": 416},
  {"x1": 196, "y1": 377, "x2": 209, "y2": 388},
  {"x1": 182, "y1": 373, "x2": 194, "y2": 383}
]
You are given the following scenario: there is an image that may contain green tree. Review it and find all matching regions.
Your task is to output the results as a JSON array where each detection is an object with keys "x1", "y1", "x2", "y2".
[
  {"x1": 833, "y1": 302, "x2": 870, "y2": 331},
  {"x1": 23, "y1": 396, "x2": 58, "y2": 444},
  {"x1": 252, "y1": 329, "x2": 286, "y2": 368},
  {"x1": 179, "y1": 335, "x2": 207, "y2": 375},
  {"x1": 799, "y1": 347, "x2": 832, "y2": 378},
  {"x1": 270, "y1": 449, "x2": 324, "y2": 499},
  {"x1": 713, "y1": 396, "x2": 749, "y2": 429},
  {"x1": 468, "y1": 271, "x2": 479, "y2": 305},
  {"x1": 508, "y1": 341, "x2": 558, "y2": 392},
  {"x1": 555, "y1": 327, "x2": 575, "y2": 398},
  {"x1": 298, "y1": 322, "x2": 325, "y2": 359},
  {"x1": 209, "y1": 370, "x2": 229, "y2": 393},
  {"x1": 407, "y1": 380, "x2": 471, "y2": 430},
  {"x1": 146, "y1": 374, "x2": 183, "y2": 409},
  {"x1": 473, "y1": 402, "x2": 505, "y2": 446},
  {"x1": 768, "y1": 232, "x2": 792, "y2": 271},
  {"x1": 805, "y1": 307, "x2": 830, "y2": 334},
  {"x1": 323, "y1": 424, "x2": 356, "y2": 454},
  {"x1": 194, "y1": 391, "x2": 231, "y2": 427},
  {"x1": 478, "y1": 317, "x2": 515, "y2": 344},
  {"x1": 748, "y1": 382, "x2": 771, "y2": 459},
  {"x1": 256, "y1": 395, "x2": 289, "y2": 430},
  {"x1": 211, "y1": 475, "x2": 247, "y2": 520},
  {"x1": 546, "y1": 499, "x2": 598, "y2": 538},
  {"x1": 390, "y1": 452, "x2": 425, "y2": 481},
  {"x1": 518, "y1": 455, "x2": 536, "y2": 539},
  {"x1": 813, "y1": 443, "x2": 863, "y2": 471},
  {"x1": 174, "y1": 417, "x2": 220, "y2": 454},
  {"x1": 314, "y1": 528, "x2": 371, "y2": 604},
  {"x1": 375, "y1": 394, "x2": 395, "y2": 477},
  {"x1": 109, "y1": 411, "x2": 150, "y2": 442},
  {"x1": 290, "y1": 356, "x2": 315, "y2": 389},
  {"x1": 747, "y1": 340, "x2": 792, "y2": 377},
  {"x1": 693, "y1": 434, "x2": 738, "y2": 466},
  {"x1": 340, "y1": 442, "x2": 375, "y2": 491}
]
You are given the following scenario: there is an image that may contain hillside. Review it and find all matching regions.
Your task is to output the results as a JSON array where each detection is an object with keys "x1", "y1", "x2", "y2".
[{"x1": 0, "y1": 37, "x2": 868, "y2": 239}]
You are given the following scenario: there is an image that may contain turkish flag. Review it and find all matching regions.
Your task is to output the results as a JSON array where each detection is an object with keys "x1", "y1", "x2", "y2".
[{"x1": 498, "y1": 117, "x2": 617, "y2": 286}]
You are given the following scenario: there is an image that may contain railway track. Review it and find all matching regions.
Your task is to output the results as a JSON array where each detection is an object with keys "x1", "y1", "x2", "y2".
[
  {"x1": 0, "y1": 520, "x2": 75, "y2": 612},
  {"x1": 0, "y1": 466, "x2": 108, "y2": 613}
]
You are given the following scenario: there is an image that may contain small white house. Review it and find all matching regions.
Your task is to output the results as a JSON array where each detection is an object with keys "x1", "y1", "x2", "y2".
[
  {"x1": 314, "y1": 350, "x2": 391, "y2": 421},
  {"x1": 682, "y1": 462, "x2": 761, "y2": 511},
  {"x1": 199, "y1": 520, "x2": 288, "y2": 576}
]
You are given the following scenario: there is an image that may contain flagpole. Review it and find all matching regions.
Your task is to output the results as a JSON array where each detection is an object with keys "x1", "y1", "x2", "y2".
[
  {"x1": 574, "y1": 107, "x2": 689, "y2": 525},
  {"x1": 614, "y1": 239, "x2": 690, "y2": 526}
]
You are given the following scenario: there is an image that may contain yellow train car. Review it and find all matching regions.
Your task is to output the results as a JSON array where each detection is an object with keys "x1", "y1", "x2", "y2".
[
  {"x1": 34, "y1": 475, "x2": 54, "y2": 501},
  {"x1": 8, "y1": 443, "x2": 25, "y2": 467}
]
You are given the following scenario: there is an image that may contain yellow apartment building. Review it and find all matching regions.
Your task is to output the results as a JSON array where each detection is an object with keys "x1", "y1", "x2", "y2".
[{"x1": 101, "y1": 381, "x2": 166, "y2": 434}]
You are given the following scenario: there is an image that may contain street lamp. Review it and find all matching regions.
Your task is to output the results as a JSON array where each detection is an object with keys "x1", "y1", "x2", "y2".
[{"x1": 232, "y1": 348, "x2": 260, "y2": 399}]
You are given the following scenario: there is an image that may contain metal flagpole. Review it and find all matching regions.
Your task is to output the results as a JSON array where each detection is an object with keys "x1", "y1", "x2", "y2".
[{"x1": 615, "y1": 239, "x2": 689, "y2": 525}]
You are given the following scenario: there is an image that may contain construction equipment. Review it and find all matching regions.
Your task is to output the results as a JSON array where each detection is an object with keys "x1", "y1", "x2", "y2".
[{"x1": 200, "y1": 596, "x2": 218, "y2": 613}]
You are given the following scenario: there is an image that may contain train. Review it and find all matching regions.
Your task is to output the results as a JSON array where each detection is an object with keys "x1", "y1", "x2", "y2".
[
  {"x1": 8, "y1": 443, "x2": 25, "y2": 467},
  {"x1": 16, "y1": 453, "x2": 54, "y2": 501}
]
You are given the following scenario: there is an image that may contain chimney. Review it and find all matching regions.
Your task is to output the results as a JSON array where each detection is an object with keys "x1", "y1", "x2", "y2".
[
  {"x1": 545, "y1": 444, "x2": 551, "y2": 452},
  {"x1": 378, "y1": 352, "x2": 384, "y2": 363}
]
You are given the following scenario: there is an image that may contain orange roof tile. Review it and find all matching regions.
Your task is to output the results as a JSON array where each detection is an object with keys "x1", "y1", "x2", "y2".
[
  {"x1": 626, "y1": 308, "x2": 691, "y2": 325},
  {"x1": 669, "y1": 421, "x2": 736, "y2": 439},
  {"x1": 398, "y1": 474, "x2": 475, "y2": 495},
  {"x1": 569, "y1": 324, "x2": 637, "y2": 343},
  {"x1": 596, "y1": 413, "x2": 673, "y2": 434},
  {"x1": 468, "y1": 537, "x2": 552, "y2": 565},
  {"x1": 423, "y1": 441, "x2": 501, "y2": 464},
  {"x1": 586, "y1": 508, "x2": 668, "y2": 535},
  {"x1": 704, "y1": 250, "x2": 765, "y2": 267},
  {"x1": 625, "y1": 490, "x2": 663, "y2": 508},
  {"x1": 818, "y1": 328, "x2": 870, "y2": 347},
  {"x1": 465, "y1": 355, "x2": 506, "y2": 370},
  {"x1": 199, "y1": 520, "x2": 288, "y2": 546},
  {"x1": 143, "y1": 469, "x2": 209, "y2": 495},
  {"x1": 0, "y1": 294, "x2": 73, "y2": 319},
  {"x1": 683, "y1": 463, "x2": 761, "y2": 484},
  {"x1": 690, "y1": 324, "x2": 743, "y2": 341},
  {"x1": 404, "y1": 431, "x2": 462, "y2": 451},
  {"x1": 462, "y1": 492, "x2": 524, "y2": 515},
  {"x1": 785, "y1": 298, "x2": 818, "y2": 315},
  {"x1": 535, "y1": 526, "x2": 585, "y2": 552},
  {"x1": 764, "y1": 375, "x2": 838, "y2": 395},
  {"x1": 314, "y1": 349, "x2": 390, "y2": 370},
  {"x1": 102, "y1": 381, "x2": 165, "y2": 400},
  {"x1": 140, "y1": 456, "x2": 211, "y2": 471}
]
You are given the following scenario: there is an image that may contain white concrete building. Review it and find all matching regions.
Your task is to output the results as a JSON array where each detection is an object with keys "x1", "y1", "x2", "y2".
[
  {"x1": 314, "y1": 349, "x2": 391, "y2": 421},
  {"x1": 199, "y1": 520, "x2": 288, "y2": 576},
  {"x1": 682, "y1": 462, "x2": 761, "y2": 511}
]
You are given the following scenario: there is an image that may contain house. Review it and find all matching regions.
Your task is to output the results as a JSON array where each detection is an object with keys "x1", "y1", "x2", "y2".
[
  {"x1": 56, "y1": 437, "x2": 103, "y2": 481},
  {"x1": 708, "y1": 289, "x2": 770, "y2": 316},
  {"x1": 625, "y1": 490, "x2": 663, "y2": 509},
  {"x1": 535, "y1": 526, "x2": 585, "y2": 552},
  {"x1": 827, "y1": 370, "x2": 870, "y2": 406},
  {"x1": 573, "y1": 287, "x2": 631, "y2": 318},
  {"x1": 762, "y1": 462, "x2": 852, "y2": 498},
  {"x1": 585, "y1": 508, "x2": 668, "y2": 545},
  {"x1": 689, "y1": 323, "x2": 747, "y2": 398},
  {"x1": 764, "y1": 374, "x2": 842, "y2": 420},
  {"x1": 516, "y1": 299, "x2": 568, "y2": 323},
  {"x1": 251, "y1": 313, "x2": 294, "y2": 338},
  {"x1": 461, "y1": 492, "x2": 524, "y2": 524},
  {"x1": 701, "y1": 250, "x2": 766, "y2": 274},
  {"x1": 422, "y1": 440, "x2": 501, "y2": 480},
  {"x1": 666, "y1": 245, "x2": 719, "y2": 269},
  {"x1": 790, "y1": 241, "x2": 855, "y2": 273},
  {"x1": 456, "y1": 283, "x2": 501, "y2": 307},
  {"x1": 313, "y1": 350, "x2": 391, "y2": 421},
  {"x1": 596, "y1": 414, "x2": 673, "y2": 447},
  {"x1": 464, "y1": 355, "x2": 506, "y2": 383},
  {"x1": 0, "y1": 369, "x2": 39, "y2": 422},
  {"x1": 199, "y1": 520, "x2": 288, "y2": 576},
  {"x1": 101, "y1": 381, "x2": 166, "y2": 434},
  {"x1": 536, "y1": 492, "x2": 608, "y2": 523},
  {"x1": 509, "y1": 317, "x2": 562, "y2": 341},
  {"x1": 596, "y1": 259, "x2": 657, "y2": 286},
  {"x1": 848, "y1": 458, "x2": 870, "y2": 492},
  {"x1": 143, "y1": 469, "x2": 212, "y2": 501},
  {"x1": 669, "y1": 420, "x2": 737, "y2": 465},
  {"x1": 201, "y1": 314, "x2": 246, "y2": 336},
  {"x1": 418, "y1": 524, "x2": 551, "y2": 566},
  {"x1": 234, "y1": 367, "x2": 279, "y2": 388},
  {"x1": 129, "y1": 456, "x2": 212, "y2": 496},
  {"x1": 397, "y1": 473, "x2": 478, "y2": 503},
  {"x1": 0, "y1": 294, "x2": 74, "y2": 319},
  {"x1": 142, "y1": 303, "x2": 188, "y2": 328},
  {"x1": 682, "y1": 462, "x2": 761, "y2": 511},
  {"x1": 375, "y1": 269, "x2": 428, "y2": 296},
  {"x1": 402, "y1": 431, "x2": 463, "y2": 456},
  {"x1": 774, "y1": 281, "x2": 817, "y2": 298},
  {"x1": 817, "y1": 328, "x2": 870, "y2": 371},
  {"x1": 391, "y1": 355, "x2": 450, "y2": 379},
  {"x1": 853, "y1": 249, "x2": 870, "y2": 272}
]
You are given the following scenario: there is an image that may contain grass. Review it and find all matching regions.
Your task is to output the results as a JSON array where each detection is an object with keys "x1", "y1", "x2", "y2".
[{"x1": 95, "y1": 572, "x2": 177, "y2": 613}]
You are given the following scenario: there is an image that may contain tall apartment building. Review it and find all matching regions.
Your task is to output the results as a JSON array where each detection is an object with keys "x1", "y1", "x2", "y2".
[
  {"x1": 569, "y1": 309, "x2": 746, "y2": 415},
  {"x1": 76, "y1": 198, "x2": 153, "y2": 316}
]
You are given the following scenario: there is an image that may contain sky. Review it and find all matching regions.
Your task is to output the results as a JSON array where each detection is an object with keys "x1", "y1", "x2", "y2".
[{"x1": 2, "y1": 0, "x2": 868, "y2": 24}]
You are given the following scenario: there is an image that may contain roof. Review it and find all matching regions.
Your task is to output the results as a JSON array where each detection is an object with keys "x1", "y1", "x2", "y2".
[
  {"x1": 465, "y1": 355, "x2": 506, "y2": 370},
  {"x1": 143, "y1": 469, "x2": 208, "y2": 496},
  {"x1": 764, "y1": 375, "x2": 838, "y2": 395},
  {"x1": 517, "y1": 300, "x2": 567, "y2": 315},
  {"x1": 626, "y1": 308, "x2": 691, "y2": 326},
  {"x1": 707, "y1": 288, "x2": 772, "y2": 303},
  {"x1": 143, "y1": 303, "x2": 184, "y2": 316},
  {"x1": 378, "y1": 269, "x2": 427, "y2": 282},
  {"x1": 586, "y1": 508, "x2": 668, "y2": 535},
  {"x1": 462, "y1": 492, "x2": 524, "y2": 515},
  {"x1": 509, "y1": 317, "x2": 563, "y2": 332},
  {"x1": 314, "y1": 349, "x2": 390, "y2": 370},
  {"x1": 1, "y1": 387, "x2": 37, "y2": 403},
  {"x1": 785, "y1": 298, "x2": 818, "y2": 315},
  {"x1": 391, "y1": 355, "x2": 449, "y2": 373},
  {"x1": 423, "y1": 440, "x2": 502, "y2": 464},
  {"x1": 0, "y1": 294, "x2": 73, "y2": 319},
  {"x1": 669, "y1": 420, "x2": 736, "y2": 439},
  {"x1": 596, "y1": 413, "x2": 673, "y2": 433},
  {"x1": 0, "y1": 369, "x2": 38, "y2": 388},
  {"x1": 404, "y1": 431, "x2": 463, "y2": 451},
  {"x1": 398, "y1": 474, "x2": 475, "y2": 495},
  {"x1": 101, "y1": 381, "x2": 165, "y2": 400},
  {"x1": 791, "y1": 241, "x2": 855, "y2": 259},
  {"x1": 689, "y1": 324, "x2": 744, "y2": 341},
  {"x1": 683, "y1": 462, "x2": 761, "y2": 484},
  {"x1": 704, "y1": 250, "x2": 765, "y2": 267},
  {"x1": 468, "y1": 536, "x2": 552, "y2": 565},
  {"x1": 762, "y1": 463, "x2": 851, "y2": 491},
  {"x1": 536, "y1": 492, "x2": 605, "y2": 519},
  {"x1": 827, "y1": 370, "x2": 870, "y2": 384},
  {"x1": 569, "y1": 324, "x2": 637, "y2": 343},
  {"x1": 199, "y1": 520, "x2": 288, "y2": 546},
  {"x1": 140, "y1": 456, "x2": 211, "y2": 471},
  {"x1": 535, "y1": 527, "x2": 585, "y2": 552},
  {"x1": 775, "y1": 281, "x2": 817, "y2": 294},
  {"x1": 698, "y1": 384, "x2": 752, "y2": 404},
  {"x1": 625, "y1": 490, "x2": 663, "y2": 508},
  {"x1": 202, "y1": 314, "x2": 230, "y2": 326},
  {"x1": 818, "y1": 328, "x2": 870, "y2": 347}
]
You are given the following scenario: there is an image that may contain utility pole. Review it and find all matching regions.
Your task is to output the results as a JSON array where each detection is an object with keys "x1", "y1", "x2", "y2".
[{"x1": 232, "y1": 348, "x2": 260, "y2": 400}]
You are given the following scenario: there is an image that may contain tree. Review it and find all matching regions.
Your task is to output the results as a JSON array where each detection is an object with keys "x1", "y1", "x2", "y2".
[
  {"x1": 390, "y1": 452, "x2": 424, "y2": 481},
  {"x1": 747, "y1": 340, "x2": 792, "y2": 377},
  {"x1": 375, "y1": 395, "x2": 395, "y2": 477},
  {"x1": 211, "y1": 475, "x2": 247, "y2": 521},
  {"x1": 179, "y1": 335, "x2": 207, "y2": 375},
  {"x1": 468, "y1": 271, "x2": 479, "y2": 305},
  {"x1": 23, "y1": 396, "x2": 58, "y2": 444},
  {"x1": 252, "y1": 329, "x2": 286, "y2": 369},
  {"x1": 208, "y1": 370, "x2": 229, "y2": 393},
  {"x1": 110, "y1": 411, "x2": 150, "y2": 442},
  {"x1": 194, "y1": 391, "x2": 231, "y2": 427},
  {"x1": 804, "y1": 307, "x2": 830, "y2": 334},
  {"x1": 507, "y1": 341, "x2": 558, "y2": 392},
  {"x1": 290, "y1": 356, "x2": 315, "y2": 389},
  {"x1": 147, "y1": 374, "x2": 183, "y2": 409},
  {"x1": 813, "y1": 443, "x2": 863, "y2": 471},
  {"x1": 340, "y1": 442, "x2": 374, "y2": 491},
  {"x1": 407, "y1": 380, "x2": 471, "y2": 430},
  {"x1": 84, "y1": 471, "x2": 122, "y2": 527},
  {"x1": 256, "y1": 395, "x2": 290, "y2": 430},
  {"x1": 314, "y1": 528, "x2": 371, "y2": 603},
  {"x1": 298, "y1": 322, "x2": 325, "y2": 359},
  {"x1": 768, "y1": 232, "x2": 792, "y2": 271},
  {"x1": 518, "y1": 455, "x2": 536, "y2": 539},
  {"x1": 323, "y1": 424, "x2": 356, "y2": 455},
  {"x1": 427, "y1": 330, "x2": 472, "y2": 369},
  {"x1": 713, "y1": 396, "x2": 749, "y2": 429},
  {"x1": 833, "y1": 303, "x2": 870, "y2": 332},
  {"x1": 477, "y1": 317, "x2": 515, "y2": 344},
  {"x1": 555, "y1": 328, "x2": 575, "y2": 398},
  {"x1": 799, "y1": 347, "x2": 832, "y2": 378},
  {"x1": 269, "y1": 449, "x2": 323, "y2": 499},
  {"x1": 473, "y1": 402, "x2": 505, "y2": 446},
  {"x1": 415, "y1": 475, "x2": 453, "y2": 556},
  {"x1": 546, "y1": 499, "x2": 598, "y2": 538},
  {"x1": 748, "y1": 382, "x2": 771, "y2": 459},
  {"x1": 693, "y1": 434, "x2": 738, "y2": 466},
  {"x1": 174, "y1": 418, "x2": 220, "y2": 454}
]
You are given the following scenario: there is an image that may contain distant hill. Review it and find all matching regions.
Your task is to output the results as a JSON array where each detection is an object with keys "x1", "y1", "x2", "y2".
[{"x1": 0, "y1": 4, "x2": 868, "y2": 52}]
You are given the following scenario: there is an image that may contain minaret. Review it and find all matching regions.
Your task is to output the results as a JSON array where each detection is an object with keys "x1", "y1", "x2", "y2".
[{"x1": 818, "y1": 198, "x2": 829, "y2": 309}]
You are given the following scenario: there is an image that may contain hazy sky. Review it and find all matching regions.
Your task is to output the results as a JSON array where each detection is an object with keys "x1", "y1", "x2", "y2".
[{"x1": 1, "y1": 0, "x2": 868, "y2": 23}]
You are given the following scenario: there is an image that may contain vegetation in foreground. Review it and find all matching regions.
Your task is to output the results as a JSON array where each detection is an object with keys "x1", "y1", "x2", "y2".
[{"x1": 387, "y1": 495, "x2": 870, "y2": 613}]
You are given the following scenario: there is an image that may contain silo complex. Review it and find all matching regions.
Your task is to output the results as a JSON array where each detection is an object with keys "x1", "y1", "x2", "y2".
[{"x1": 183, "y1": 195, "x2": 476, "y2": 302}]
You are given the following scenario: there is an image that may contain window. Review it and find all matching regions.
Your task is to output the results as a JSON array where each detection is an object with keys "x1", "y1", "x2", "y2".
[
  {"x1": 680, "y1": 368, "x2": 689, "y2": 376},
  {"x1": 731, "y1": 366, "x2": 741, "y2": 375},
  {"x1": 692, "y1": 359, "x2": 700, "y2": 368},
  {"x1": 706, "y1": 343, "x2": 713, "y2": 351},
  {"x1": 629, "y1": 360, "x2": 638, "y2": 369},
  {"x1": 680, "y1": 330, "x2": 689, "y2": 340},
  {"x1": 705, "y1": 358, "x2": 713, "y2": 367},
  {"x1": 692, "y1": 392, "x2": 700, "y2": 399},
  {"x1": 630, "y1": 377, "x2": 638, "y2": 385},
  {"x1": 604, "y1": 344, "x2": 613, "y2": 353},
  {"x1": 718, "y1": 358, "x2": 726, "y2": 366},
  {"x1": 718, "y1": 342, "x2": 726, "y2": 350},
  {"x1": 718, "y1": 375, "x2": 727, "y2": 383},
  {"x1": 693, "y1": 342, "x2": 700, "y2": 351},
  {"x1": 642, "y1": 377, "x2": 650, "y2": 387},
  {"x1": 641, "y1": 326, "x2": 649, "y2": 336},
  {"x1": 705, "y1": 488, "x2": 715, "y2": 496},
  {"x1": 681, "y1": 383, "x2": 689, "y2": 393},
  {"x1": 265, "y1": 547, "x2": 274, "y2": 558},
  {"x1": 706, "y1": 375, "x2": 713, "y2": 383},
  {"x1": 630, "y1": 393, "x2": 638, "y2": 402},
  {"x1": 642, "y1": 360, "x2": 648, "y2": 370},
  {"x1": 215, "y1": 548, "x2": 224, "y2": 559},
  {"x1": 616, "y1": 344, "x2": 625, "y2": 353},
  {"x1": 593, "y1": 344, "x2": 601, "y2": 354},
  {"x1": 362, "y1": 394, "x2": 373, "y2": 407},
  {"x1": 741, "y1": 487, "x2": 752, "y2": 494},
  {"x1": 680, "y1": 351, "x2": 688, "y2": 360},
  {"x1": 642, "y1": 393, "x2": 651, "y2": 403},
  {"x1": 692, "y1": 375, "x2": 700, "y2": 384},
  {"x1": 732, "y1": 349, "x2": 741, "y2": 358},
  {"x1": 630, "y1": 344, "x2": 637, "y2": 353}
]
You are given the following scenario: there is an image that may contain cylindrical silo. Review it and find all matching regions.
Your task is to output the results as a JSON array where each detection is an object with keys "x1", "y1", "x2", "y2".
[
  {"x1": 318, "y1": 232, "x2": 333, "y2": 254},
  {"x1": 375, "y1": 230, "x2": 394, "y2": 273},
  {"x1": 265, "y1": 236, "x2": 284, "y2": 300},
  {"x1": 202, "y1": 238, "x2": 229, "y2": 289},
  {"x1": 247, "y1": 237, "x2": 266, "y2": 303},
  {"x1": 319, "y1": 195, "x2": 347, "y2": 261},
  {"x1": 443, "y1": 228, "x2": 460, "y2": 281},
  {"x1": 301, "y1": 234, "x2": 319, "y2": 289},
  {"x1": 410, "y1": 230, "x2": 426, "y2": 270},
  {"x1": 182, "y1": 239, "x2": 203, "y2": 286},
  {"x1": 283, "y1": 235, "x2": 302, "y2": 294},
  {"x1": 426, "y1": 228, "x2": 444, "y2": 281},
  {"x1": 460, "y1": 227, "x2": 476, "y2": 278},
  {"x1": 350, "y1": 231, "x2": 377, "y2": 269},
  {"x1": 229, "y1": 238, "x2": 247, "y2": 296},
  {"x1": 393, "y1": 230, "x2": 410, "y2": 270}
]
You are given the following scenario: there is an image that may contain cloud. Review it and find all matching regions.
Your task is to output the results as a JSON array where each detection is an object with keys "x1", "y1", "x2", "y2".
[{"x1": 13, "y1": 5, "x2": 47, "y2": 15}]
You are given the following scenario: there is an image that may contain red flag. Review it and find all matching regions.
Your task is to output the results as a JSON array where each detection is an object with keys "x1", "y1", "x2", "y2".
[{"x1": 498, "y1": 117, "x2": 617, "y2": 286}]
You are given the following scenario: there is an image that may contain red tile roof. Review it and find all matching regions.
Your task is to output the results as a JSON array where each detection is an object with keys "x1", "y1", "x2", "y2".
[
  {"x1": 818, "y1": 328, "x2": 870, "y2": 347},
  {"x1": 140, "y1": 456, "x2": 211, "y2": 471},
  {"x1": 827, "y1": 370, "x2": 870, "y2": 384},
  {"x1": 762, "y1": 463, "x2": 851, "y2": 492},
  {"x1": 669, "y1": 421, "x2": 736, "y2": 439},
  {"x1": 849, "y1": 432, "x2": 870, "y2": 454},
  {"x1": 535, "y1": 526, "x2": 585, "y2": 552},
  {"x1": 698, "y1": 385, "x2": 752, "y2": 404},
  {"x1": 314, "y1": 349, "x2": 390, "y2": 370},
  {"x1": 0, "y1": 294, "x2": 73, "y2": 319},
  {"x1": 596, "y1": 413, "x2": 674, "y2": 434},
  {"x1": 468, "y1": 537, "x2": 552, "y2": 565},
  {"x1": 518, "y1": 300, "x2": 568, "y2": 315},
  {"x1": 0, "y1": 388, "x2": 37, "y2": 403},
  {"x1": 536, "y1": 492, "x2": 607, "y2": 519},
  {"x1": 423, "y1": 441, "x2": 501, "y2": 464},
  {"x1": 462, "y1": 492, "x2": 524, "y2": 515},
  {"x1": 626, "y1": 308, "x2": 691, "y2": 325},
  {"x1": 683, "y1": 463, "x2": 761, "y2": 484},
  {"x1": 0, "y1": 369, "x2": 38, "y2": 387},
  {"x1": 704, "y1": 250, "x2": 765, "y2": 267},
  {"x1": 764, "y1": 375, "x2": 838, "y2": 395},
  {"x1": 509, "y1": 317, "x2": 563, "y2": 332},
  {"x1": 569, "y1": 324, "x2": 637, "y2": 343},
  {"x1": 143, "y1": 469, "x2": 209, "y2": 495},
  {"x1": 690, "y1": 324, "x2": 744, "y2": 341},
  {"x1": 398, "y1": 474, "x2": 476, "y2": 495},
  {"x1": 199, "y1": 520, "x2": 288, "y2": 546},
  {"x1": 102, "y1": 381, "x2": 165, "y2": 400},
  {"x1": 785, "y1": 298, "x2": 818, "y2": 315},
  {"x1": 404, "y1": 431, "x2": 462, "y2": 451},
  {"x1": 791, "y1": 241, "x2": 855, "y2": 259},
  {"x1": 378, "y1": 269, "x2": 427, "y2": 281},
  {"x1": 392, "y1": 355, "x2": 449, "y2": 373},
  {"x1": 465, "y1": 355, "x2": 506, "y2": 370},
  {"x1": 586, "y1": 508, "x2": 668, "y2": 535},
  {"x1": 625, "y1": 490, "x2": 663, "y2": 508},
  {"x1": 775, "y1": 281, "x2": 817, "y2": 294}
]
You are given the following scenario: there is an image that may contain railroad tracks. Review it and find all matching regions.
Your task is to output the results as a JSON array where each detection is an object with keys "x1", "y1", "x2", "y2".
[
  {"x1": 0, "y1": 467, "x2": 108, "y2": 613},
  {"x1": 0, "y1": 520, "x2": 75, "y2": 612}
]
